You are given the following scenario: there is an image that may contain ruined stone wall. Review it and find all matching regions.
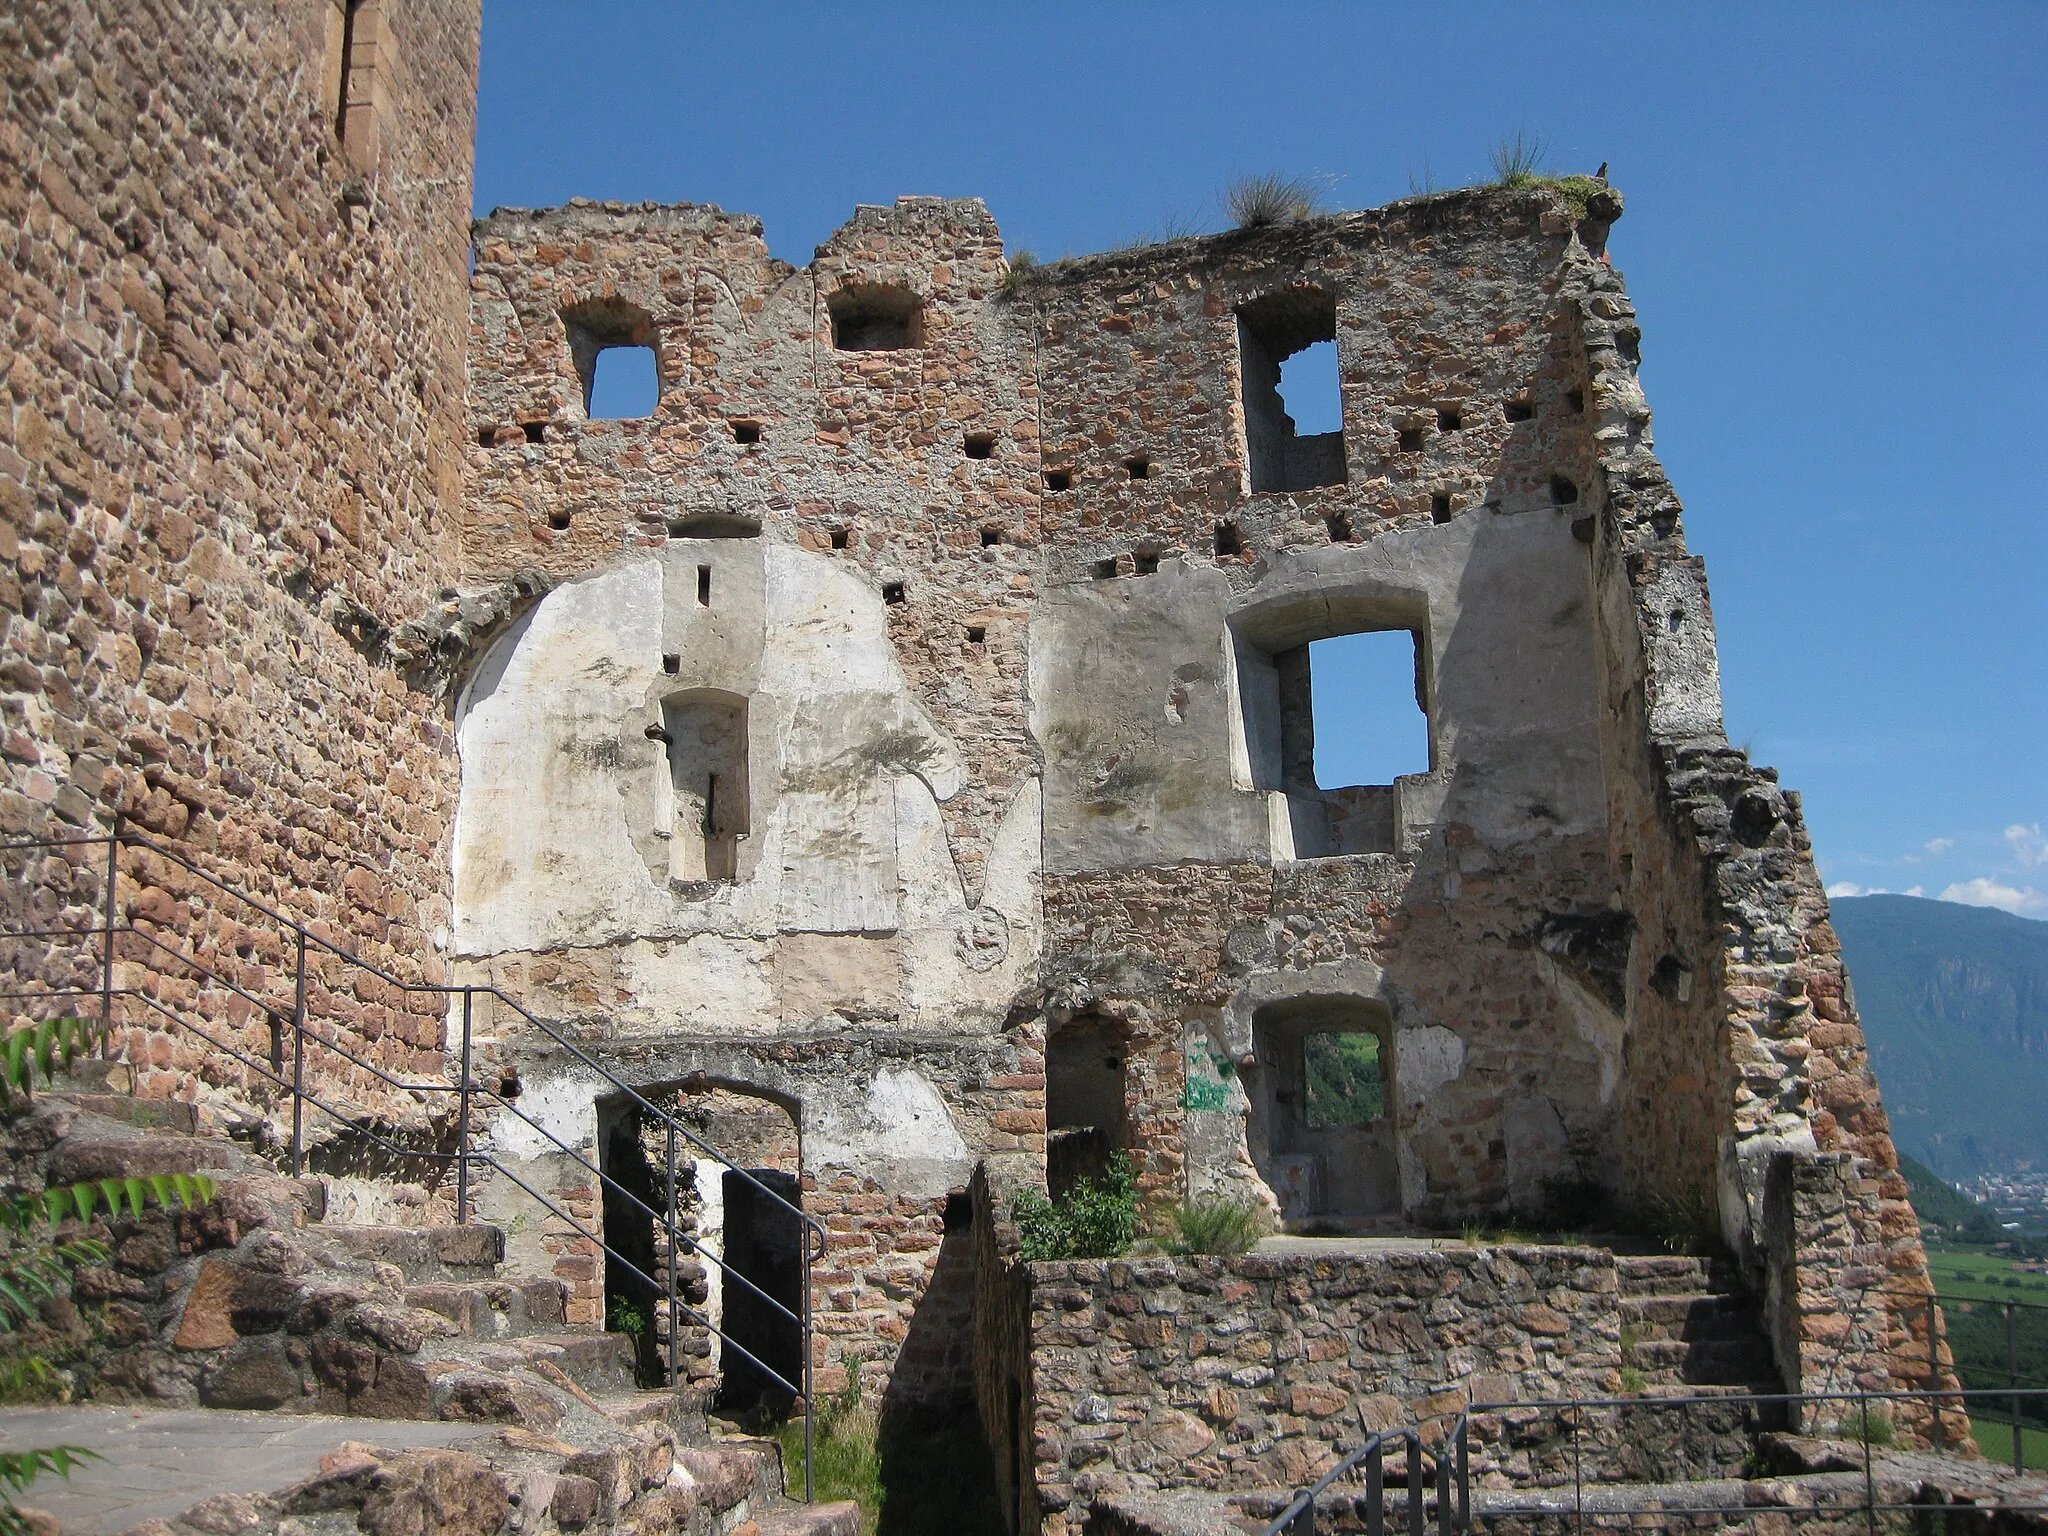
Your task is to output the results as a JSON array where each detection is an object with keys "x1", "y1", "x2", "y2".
[
  {"x1": 0, "y1": 0, "x2": 479, "y2": 1119},
  {"x1": 1572, "y1": 253, "x2": 1950, "y2": 1401},
  {"x1": 1020, "y1": 192, "x2": 1629, "y2": 1228},
  {"x1": 1023, "y1": 1247, "x2": 1626, "y2": 1528}
]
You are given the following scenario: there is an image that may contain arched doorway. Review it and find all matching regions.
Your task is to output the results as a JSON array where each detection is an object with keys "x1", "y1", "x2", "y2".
[
  {"x1": 595, "y1": 1079, "x2": 803, "y2": 1411},
  {"x1": 1248, "y1": 995, "x2": 1399, "y2": 1226}
]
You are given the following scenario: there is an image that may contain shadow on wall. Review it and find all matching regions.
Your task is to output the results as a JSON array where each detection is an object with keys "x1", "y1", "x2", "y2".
[{"x1": 875, "y1": 1187, "x2": 1004, "y2": 1534}]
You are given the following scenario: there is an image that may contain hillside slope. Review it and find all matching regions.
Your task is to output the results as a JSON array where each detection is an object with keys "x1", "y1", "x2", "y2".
[{"x1": 1831, "y1": 894, "x2": 2048, "y2": 1180}]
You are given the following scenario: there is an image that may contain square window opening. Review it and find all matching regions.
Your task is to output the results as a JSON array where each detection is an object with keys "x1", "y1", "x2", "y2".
[
  {"x1": 1091, "y1": 558, "x2": 1120, "y2": 580},
  {"x1": 1324, "y1": 512, "x2": 1352, "y2": 543},
  {"x1": 587, "y1": 346, "x2": 659, "y2": 419},
  {"x1": 1550, "y1": 475, "x2": 1580, "y2": 505},
  {"x1": 964, "y1": 432, "x2": 996, "y2": 460},
  {"x1": 1238, "y1": 289, "x2": 1345, "y2": 493},
  {"x1": 882, "y1": 581, "x2": 907, "y2": 605},
  {"x1": 1430, "y1": 493, "x2": 1453, "y2": 524},
  {"x1": 980, "y1": 527, "x2": 1003, "y2": 548},
  {"x1": 1214, "y1": 522, "x2": 1243, "y2": 558},
  {"x1": 522, "y1": 421, "x2": 548, "y2": 444},
  {"x1": 830, "y1": 528, "x2": 851, "y2": 550},
  {"x1": 1304, "y1": 1031, "x2": 1386, "y2": 1128},
  {"x1": 1134, "y1": 551, "x2": 1160, "y2": 575},
  {"x1": 547, "y1": 510, "x2": 571, "y2": 531},
  {"x1": 1505, "y1": 398, "x2": 1535, "y2": 423},
  {"x1": 662, "y1": 654, "x2": 680, "y2": 676},
  {"x1": 965, "y1": 625, "x2": 986, "y2": 645},
  {"x1": 1124, "y1": 455, "x2": 1153, "y2": 480},
  {"x1": 828, "y1": 284, "x2": 923, "y2": 351},
  {"x1": 476, "y1": 425, "x2": 498, "y2": 447},
  {"x1": 1436, "y1": 407, "x2": 1462, "y2": 433},
  {"x1": 1396, "y1": 425, "x2": 1426, "y2": 454},
  {"x1": 1044, "y1": 469, "x2": 1072, "y2": 493},
  {"x1": 732, "y1": 420, "x2": 763, "y2": 445},
  {"x1": 1567, "y1": 389, "x2": 1585, "y2": 414},
  {"x1": 1296, "y1": 629, "x2": 1431, "y2": 790}
]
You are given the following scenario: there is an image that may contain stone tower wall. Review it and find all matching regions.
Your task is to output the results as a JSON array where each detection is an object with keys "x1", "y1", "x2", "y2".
[{"x1": 0, "y1": 0, "x2": 480, "y2": 1116}]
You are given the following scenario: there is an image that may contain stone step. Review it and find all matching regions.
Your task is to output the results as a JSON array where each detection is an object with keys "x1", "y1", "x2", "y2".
[
  {"x1": 50, "y1": 1091, "x2": 200, "y2": 1134},
  {"x1": 405, "y1": 1277, "x2": 570, "y2": 1339},
  {"x1": 1614, "y1": 1254, "x2": 1722, "y2": 1296},
  {"x1": 1619, "y1": 1292, "x2": 1759, "y2": 1331},
  {"x1": 1631, "y1": 1335, "x2": 1780, "y2": 1384},
  {"x1": 755, "y1": 1499, "x2": 864, "y2": 1536},
  {"x1": 425, "y1": 1330, "x2": 641, "y2": 1396},
  {"x1": 47, "y1": 1133, "x2": 242, "y2": 1184},
  {"x1": 322, "y1": 1222, "x2": 506, "y2": 1280}
]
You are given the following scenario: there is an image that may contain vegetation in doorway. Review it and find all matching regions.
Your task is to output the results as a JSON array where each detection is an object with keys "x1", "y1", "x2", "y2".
[
  {"x1": 1014, "y1": 1152, "x2": 1138, "y2": 1260},
  {"x1": 774, "y1": 1361, "x2": 1005, "y2": 1536}
]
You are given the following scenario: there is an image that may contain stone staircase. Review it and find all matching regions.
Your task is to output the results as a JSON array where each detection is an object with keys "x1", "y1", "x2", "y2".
[
  {"x1": 1616, "y1": 1252, "x2": 1781, "y2": 1391},
  {"x1": 7, "y1": 1090, "x2": 856, "y2": 1536}
]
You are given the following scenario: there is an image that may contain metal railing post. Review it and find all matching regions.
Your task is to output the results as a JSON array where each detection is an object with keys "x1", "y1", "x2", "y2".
[
  {"x1": 804, "y1": 1203, "x2": 816, "y2": 1503},
  {"x1": 1365, "y1": 1441, "x2": 1383, "y2": 1536},
  {"x1": 1407, "y1": 1434, "x2": 1423, "y2": 1536},
  {"x1": 1456, "y1": 1417, "x2": 1469, "y2": 1535},
  {"x1": 2011, "y1": 1302, "x2": 2024, "y2": 1472},
  {"x1": 1435, "y1": 1432, "x2": 1451, "y2": 1536},
  {"x1": 455, "y1": 988, "x2": 473, "y2": 1225},
  {"x1": 665, "y1": 1117, "x2": 678, "y2": 1392},
  {"x1": 289, "y1": 929, "x2": 307, "y2": 1178},
  {"x1": 98, "y1": 819, "x2": 119, "y2": 1060},
  {"x1": 1860, "y1": 1392, "x2": 1877, "y2": 1536}
]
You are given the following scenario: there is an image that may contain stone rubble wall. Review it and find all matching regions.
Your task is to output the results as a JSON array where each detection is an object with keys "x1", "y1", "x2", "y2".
[
  {"x1": 0, "y1": 0, "x2": 480, "y2": 1124},
  {"x1": 1572, "y1": 263, "x2": 1955, "y2": 1409}
]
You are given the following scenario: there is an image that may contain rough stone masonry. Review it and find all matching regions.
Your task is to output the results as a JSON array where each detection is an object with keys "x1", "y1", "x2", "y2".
[{"x1": 0, "y1": 0, "x2": 1953, "y2": 1518}]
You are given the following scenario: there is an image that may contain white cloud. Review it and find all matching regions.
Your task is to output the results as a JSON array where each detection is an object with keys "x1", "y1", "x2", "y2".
[
  {"x1": 2004, "y1": 824, "x2": 2046, "y2": 868},
  {"x1": 1924, "y1": 837, "x2": 1954, "y2": 857},
  {"x1": 1828, "y1": 881, "x2": 1921, "y2": 900},
  {"x1": 1940, "y1": 878, "x2": 2048, "y2": 918}
]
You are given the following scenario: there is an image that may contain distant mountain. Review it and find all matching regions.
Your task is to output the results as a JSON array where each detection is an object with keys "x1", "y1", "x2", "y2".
[{"x1": 1832, "y1": 895, "x2": 2048, "y2": 1182}]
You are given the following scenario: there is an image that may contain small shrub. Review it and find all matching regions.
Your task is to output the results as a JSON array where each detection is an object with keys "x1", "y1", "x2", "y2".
[
  {"x1": 1013, "y1": 1153, "x2": 1138, "y2": 1261},
  {"x1": 1168, "y1": 1196, "x2": 1269, "y2": 1256},
  {"x1": 1619, "y1": 1366, "x2": 1647, "y2": 1394},
  {"x1": 1618, "y1": 1324, "x2": 1645, "y2": 1365},
  {"x1": 999, "y1": 250, "x2": 1039, "y2": 297},
  {"x1": 1222, "y1": 172, "x2": 1328, "y2": 230},
  {"x1": 606, "y1": 1296, "x2": 647, "y2": 1335},
  {"x1": 1489, "y1": 131, "x2": 1548, "y2": 190}
]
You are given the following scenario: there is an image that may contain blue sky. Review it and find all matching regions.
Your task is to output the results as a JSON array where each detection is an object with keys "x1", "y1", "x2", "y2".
[{"x1": 476, "y1": 2, "x2": 2045, "y2": 917}]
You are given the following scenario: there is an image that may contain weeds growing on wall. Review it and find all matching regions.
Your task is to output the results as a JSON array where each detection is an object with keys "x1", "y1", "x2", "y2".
[
  {"x1": 1489, "y1": 131, "x2": 1548, "y2": 189},
  {"x1": 1166, "y1": 1196, "x2": 1269, "y2": 1256},
  {"x1": 1222, "y1": 172, "x2": 1328, "y2": 230},
  {"x1": 1014, "y1": 1153, "x2": 1138, "y2": 1260}
]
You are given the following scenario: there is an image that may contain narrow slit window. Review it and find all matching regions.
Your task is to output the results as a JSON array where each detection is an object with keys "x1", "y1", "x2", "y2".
[
  {"x1": 1238, "y1": 288, "x2": 1345, "y2": 492},
  {"x1": 1430, "y1": 493, "x2": 1453, "y2": 524},
  {"x1": 1214, "y1": 522, "x2": 1243, "y2": 558},
  {"x1": 1325, "y1": 512, "x2": 1352, "y2": 543},
  {"x1": 697, "y1": 565, "x2": 712, "y2": 606}
]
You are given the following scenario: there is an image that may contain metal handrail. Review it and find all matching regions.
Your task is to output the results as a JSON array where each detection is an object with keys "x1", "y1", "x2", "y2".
[
  {"x1": 1, "y1": 822, "x2": 819, "y2": 1498},
  {"x1": 1263, "y1": 1424, "x2": 1456, "y2": 1536}
]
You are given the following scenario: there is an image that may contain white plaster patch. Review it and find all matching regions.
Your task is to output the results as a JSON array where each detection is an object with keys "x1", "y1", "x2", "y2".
[
  {"x1": 805, "y1": 1066, "x2": 971, "y2": 1198},
  {"x1": 485, "y1": 1069, "x2": 602, "y2": 1162},
  {"x1": 619, "y1": 935, "x2": 776, "y2": 1031},
  {"x1": 1395, "y1": 1025, "x2": 1464, "y2": 1108}
]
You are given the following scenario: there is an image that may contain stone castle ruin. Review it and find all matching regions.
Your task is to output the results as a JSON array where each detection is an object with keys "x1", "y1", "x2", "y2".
[{"x1": 1, "y1": 3, "x2": 1996, "y2": 1532}]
